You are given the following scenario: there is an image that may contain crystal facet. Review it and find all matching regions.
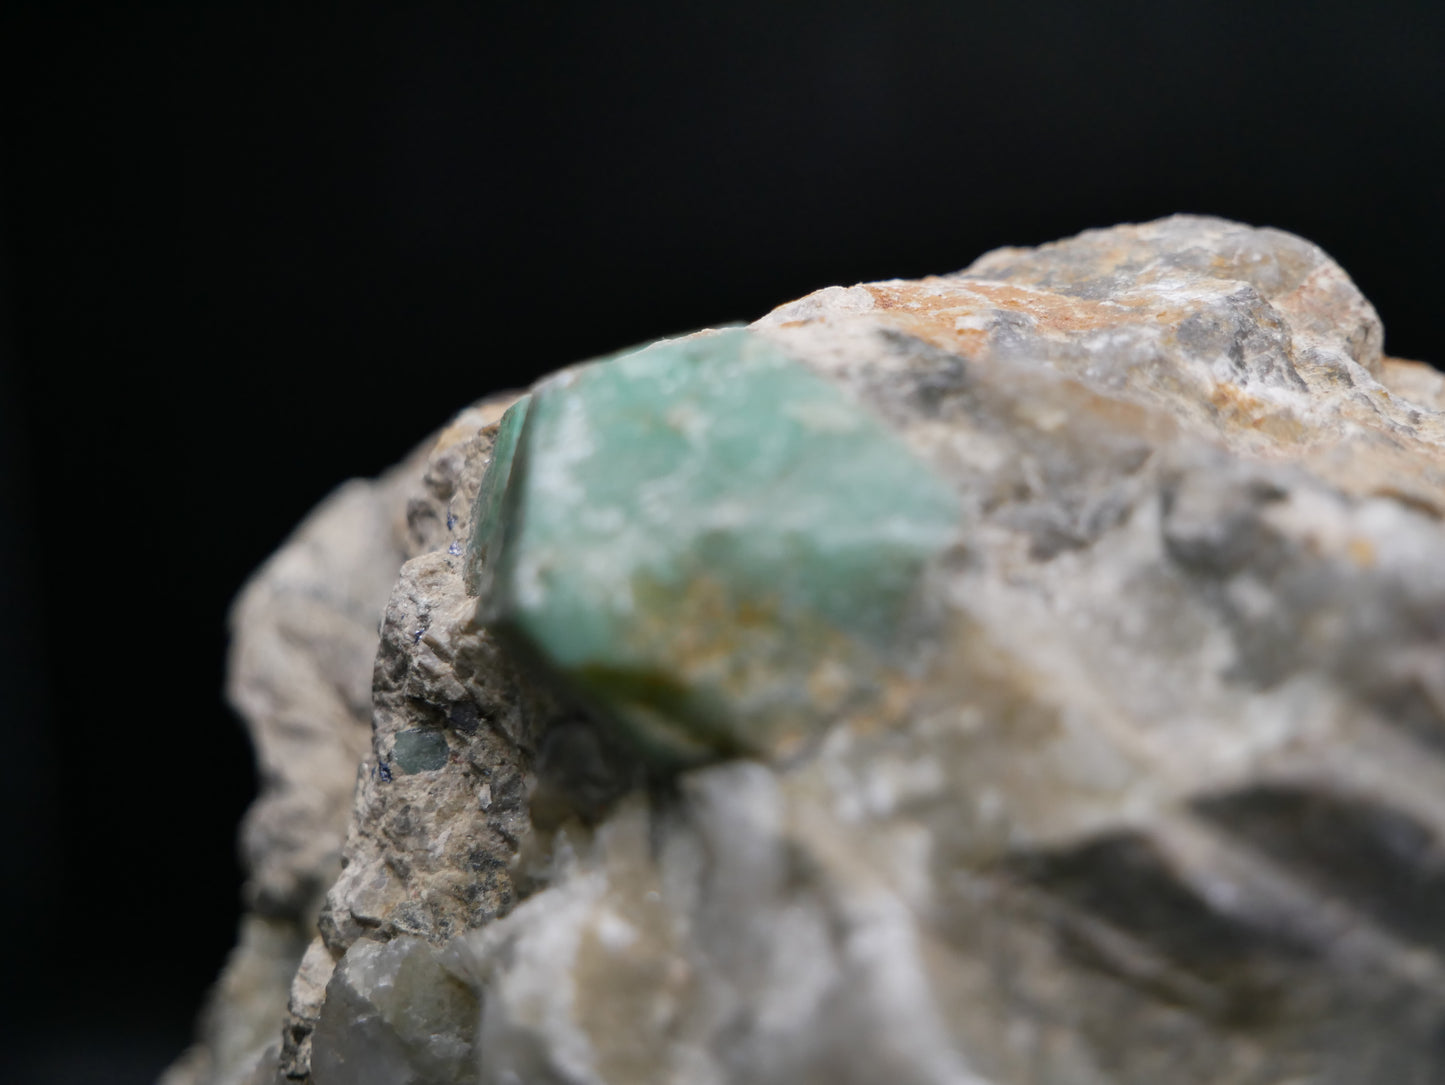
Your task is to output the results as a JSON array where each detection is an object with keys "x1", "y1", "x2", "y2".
[{"x1": 468, "y1": 327, "x2": 962, "y2": 764}]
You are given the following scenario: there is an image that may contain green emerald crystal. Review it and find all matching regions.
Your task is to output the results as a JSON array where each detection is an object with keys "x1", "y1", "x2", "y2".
[
  {"x1": 464, "y1": 392, "x2": 531, "y2": 600},
  {"x1": 468, "y1": 327, "x2": 960, "y2": 765}
]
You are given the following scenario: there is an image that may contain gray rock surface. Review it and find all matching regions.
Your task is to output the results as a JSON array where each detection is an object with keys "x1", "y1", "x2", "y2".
[{"x1": 170, "y1": 216, "x2": 1445, "y2": 1084}]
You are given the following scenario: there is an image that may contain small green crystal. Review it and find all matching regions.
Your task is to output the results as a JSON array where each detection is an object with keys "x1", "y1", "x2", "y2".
[
  {"x1": 469, "y1": 327, "x2": 961, "y2": 765},
  {"x1": 391, "y1": 729, "x2": 451, "y2": 774},
  {"x1": 464, "y1": 393, "x2": 531, "y2": 600}
]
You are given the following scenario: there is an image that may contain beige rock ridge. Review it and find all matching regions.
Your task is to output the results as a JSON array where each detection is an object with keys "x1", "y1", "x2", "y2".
[{"x1": 167, "y1": 216, "x2": 1445, "y2": 1085}]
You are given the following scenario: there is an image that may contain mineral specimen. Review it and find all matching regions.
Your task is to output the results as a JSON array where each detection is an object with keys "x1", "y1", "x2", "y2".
[
  {"x1": 167, "y1": 216, "x2": 1445, "y2": 1085},
  {"x1": 471, "y1": 327, "x2": 962, "y2": 765}
]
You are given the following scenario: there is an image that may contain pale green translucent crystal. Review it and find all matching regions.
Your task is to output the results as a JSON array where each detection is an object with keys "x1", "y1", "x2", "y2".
[
  {"x1": 463, "y1": 393, "x2": 530, "y2": 601},
  {"x1": 470, "y1": 328, "x2": 961, "y2": 765}
]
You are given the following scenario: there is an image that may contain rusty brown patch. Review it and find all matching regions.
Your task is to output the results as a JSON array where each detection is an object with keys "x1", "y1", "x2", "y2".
[
  {"x1": 1347, "y1": 537, "x2": 1377, "y2": 568},
  {"x1": 1372, "y1": 486, "x2": 1445, "y2": 521},
  {"x1": 860, "y1": 280, "x2": 1195, "y2": 357},
  {"x1": 1207, "y1": 382, "x2": 1265, "y2": 417}
]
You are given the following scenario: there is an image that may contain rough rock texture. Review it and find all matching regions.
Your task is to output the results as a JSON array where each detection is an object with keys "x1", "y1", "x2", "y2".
[
  {"x1": 171, "y1": 216, "x2": 1445, "y2": 1085},
  {"x1": 289, "y1": 398, "x2": 542, "y2": 1080},
  {"x1": 163, "y1": 400, "x2": 519, "y2": 1085},
  {"x1": 161, "y1": 445, "x2": 432, "y2": 1085}
]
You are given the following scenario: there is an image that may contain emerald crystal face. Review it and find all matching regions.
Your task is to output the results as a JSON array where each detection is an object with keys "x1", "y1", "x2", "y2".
[{"x1": 468, "y1": 328, "x2": 961, "y2": 766}]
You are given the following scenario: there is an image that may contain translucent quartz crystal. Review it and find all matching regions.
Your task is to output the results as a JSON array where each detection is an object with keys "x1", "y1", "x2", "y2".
[{"x1": 310, "y1": 936, "x2": 478, "y2": 1085}]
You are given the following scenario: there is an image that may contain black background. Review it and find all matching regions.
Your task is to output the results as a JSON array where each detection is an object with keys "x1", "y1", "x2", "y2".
[{"x1": 3, "y1": 2, "x2": 1443, "y2": 1081}]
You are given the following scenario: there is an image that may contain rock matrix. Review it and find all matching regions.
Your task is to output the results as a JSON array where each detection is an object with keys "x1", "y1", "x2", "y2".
[{"x1": 167, "y1": 216, "x2": 1445, "y2": 1085}]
